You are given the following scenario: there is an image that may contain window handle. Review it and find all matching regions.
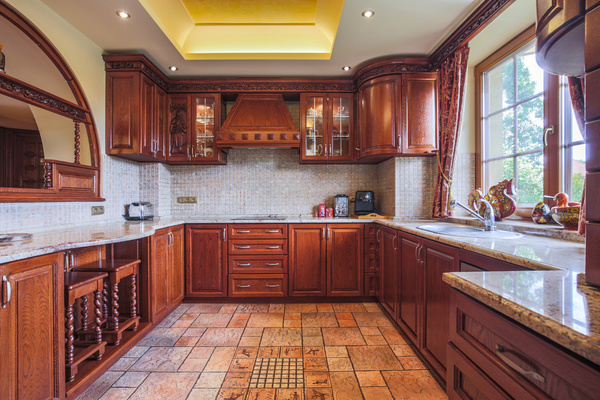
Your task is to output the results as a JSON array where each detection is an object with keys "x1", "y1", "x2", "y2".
[{"x1": 543, "y1": 125, "x2": 554, "y2": 147}]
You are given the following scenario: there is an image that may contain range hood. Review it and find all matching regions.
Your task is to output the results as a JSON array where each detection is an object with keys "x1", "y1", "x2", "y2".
[{"x1": 216, "y1": 94, "x2": 300, "y2": 147}]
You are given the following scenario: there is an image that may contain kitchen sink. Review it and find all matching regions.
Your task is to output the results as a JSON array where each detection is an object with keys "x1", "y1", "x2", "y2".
[{"x1": 417, "y1": 223, "x2": 522, "y2": 239}]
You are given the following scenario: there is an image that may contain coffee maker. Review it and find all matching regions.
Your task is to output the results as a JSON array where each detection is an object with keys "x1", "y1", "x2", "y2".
[{"x1": 354, "y1": 191, "x2": 375, "y2": 216}]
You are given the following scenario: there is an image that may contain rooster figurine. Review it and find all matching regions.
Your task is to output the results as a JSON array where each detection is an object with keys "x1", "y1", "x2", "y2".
[{"x1": 467, "y1": 179, "x2": 517, "y2": 221}]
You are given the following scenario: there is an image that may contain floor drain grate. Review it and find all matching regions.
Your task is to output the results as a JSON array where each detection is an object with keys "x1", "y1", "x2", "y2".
[{"x1": 250, "y1": 358, "x2": 304, "y2": 388}]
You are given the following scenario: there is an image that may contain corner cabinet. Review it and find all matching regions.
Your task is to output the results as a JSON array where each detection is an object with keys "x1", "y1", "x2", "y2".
[
  {"x1": 186, "y1": 224, "x2": 228, "y2": 297},
  {"x1": 300, "y1": 94, "x2": 355, "y2": 162}
]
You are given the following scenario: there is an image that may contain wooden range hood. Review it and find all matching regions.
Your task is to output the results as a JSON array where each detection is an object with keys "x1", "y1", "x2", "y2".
[{"x1": 216, "y1": 94, "x2": 300, "y2": 147}]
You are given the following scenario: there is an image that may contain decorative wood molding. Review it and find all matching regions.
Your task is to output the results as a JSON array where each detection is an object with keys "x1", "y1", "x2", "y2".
[
  {"x1": 168, "y1": 79, "x2": 356, "y2": 93},
  {"x1": 103, "y1": 54, "x2": 170, "y2": 92},
  {"x1": 429, "y1": 0, "x2": 515, "y2": 68},
  {"x1": 44, "y1": 162, "x2": 53, "y2": 189},
  {"x1": 74, "y1": 121, "x2": 81, "y2": 164},
  {"x1": 353, "y1": 57, "x2": 432, "y2": 87}
]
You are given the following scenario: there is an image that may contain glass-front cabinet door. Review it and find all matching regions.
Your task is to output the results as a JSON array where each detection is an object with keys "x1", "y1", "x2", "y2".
[
  {"x1": 300, "y1": 93, "x2": 354, "y2": 162},
  {"x1": 191, "y1": 94, "x2": 224, "y2": 162}
]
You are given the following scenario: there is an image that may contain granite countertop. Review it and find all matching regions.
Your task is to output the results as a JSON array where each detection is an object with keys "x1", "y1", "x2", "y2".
[{"x1": 443, "y1": 270, "x2": 600, "y2": 365}]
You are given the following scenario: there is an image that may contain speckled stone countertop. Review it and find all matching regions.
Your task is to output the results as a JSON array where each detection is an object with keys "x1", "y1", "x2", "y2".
[{"x1": 443, "y1": 270, "x2": 600, "y2": 365}]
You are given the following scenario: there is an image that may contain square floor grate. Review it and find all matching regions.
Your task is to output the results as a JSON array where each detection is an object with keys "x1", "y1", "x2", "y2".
[{"x1": 250, "y1": 358, "x2": 304, "y2": 388}]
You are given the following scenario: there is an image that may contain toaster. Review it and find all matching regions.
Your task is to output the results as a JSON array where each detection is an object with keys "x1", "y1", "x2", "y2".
[
  {"x1": 125, "y1": 202, "x2": 154, "y2": 221},
  {"x1": 354, "y1": 191, "x2": 375, "y2": 216}
]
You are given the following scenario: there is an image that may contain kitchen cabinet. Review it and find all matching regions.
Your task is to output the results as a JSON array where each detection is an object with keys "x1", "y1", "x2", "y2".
[
  {"x1": 398, "y1": 233, "x2": 421, "y2": 345},
  {"x1": 364, "y1": 224, "x2": 380, "y2": 297},
  {"x1": 0, "y1": 253, "x2": 64, "y2": 400},
  {"x1": 150, "y1": 225, "x2": 184, "y2": 321},
  {"x1": 288, "y1": 224, "x2": 327, "y2": 296},
  {"x1": 379, "y1": 226, "x2": 399, "y2": 315},
  {"x1": 105, "y1": 70, "x2": 166, "y2": 162},
  {"x1": 167, "y1": 94, "x2": 227, "y2": 164},
  {"x1": 327, "y1": 224, "x2": 364, "y2": 296},
  {"x1": 186, "y1": 224, "x2": 228, "y2": 298},
  {"x1": 300, "y1": 93, "x2": 355, "y2": 162},
  {"x1": 402, "y1": 73, "x2": 438, "y2": 154}
]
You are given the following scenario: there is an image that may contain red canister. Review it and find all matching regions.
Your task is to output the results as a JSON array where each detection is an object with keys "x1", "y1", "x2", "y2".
[
  {"x1": 326, "y1": 207, "x2": 334, "y2": 218},
  {"x1": 319, "y1": 204, "x2": 326, "y2": 217}
]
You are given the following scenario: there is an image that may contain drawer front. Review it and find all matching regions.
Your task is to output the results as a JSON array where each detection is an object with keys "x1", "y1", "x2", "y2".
[
  {"x1": 364, "y1": 238, "x2": 379, "y2": 254},
  {"x1": 229, "y1": 274, "x2": 287, "y2": 297},
  {"x1": 229, "y1": 224, "x2": 287, "y2": 239},
  {"x1": 229, "y1": 255, "x2": 288, "y2": 274},
  {"x1": 451, "y1": 292, "x2": 600, "y2": 400},
  {"x1": 365, "y1": 272, "x2": 378, "y2": 297},
  {"x1": 365, "y1": 224, "x2": 378, "y2": 238},
  {"x1": 229, "y1": 239, "x2": 287, "y2": 255},
  {"x1": 365, "y1": 253, "x2": 379, "y2": 273}
]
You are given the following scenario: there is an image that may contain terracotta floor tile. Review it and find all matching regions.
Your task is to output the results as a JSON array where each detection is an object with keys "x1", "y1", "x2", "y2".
[
  {"x1": 247, "y1": 313, "x2": 284, "y2": 328},
  {"x1": 399, "y1": 357, "x2": 427, "y2": 370},
  {"x1": 219, "y1": 304, "x2": 239, "y2": 314},
  {"x1": 352, "y1": 312, "x2": 394, "y2": 327},
  {"x1": 269, "y1": 304, "x2": 286, "y2": 313},
  {"x1": 204, "y1": 347, "x2": 237, "y2": 372},
  {"x1": 347, "y1": 346, "x2": 403, "y2": 371},
  {"x1": 276, "y1": 388, "x2": 305, "y2": 400},
  {"x1": 228, "y1": 358, "x2": 255, "y2": 373},
  {"x1": 197, "y1": 328, "x2": 244, "y2": 346},
  {"x1": 137, "y1": 327, "x2": 186, "y2": 347},
  {"x1": 175, "y1": 336, "x2": 200, "y2": 347},
  {"x1": 285, "y1": 303, "x2": 318, "y2": 313},
  {"x1": 234, "y1": 346, "x2": 259, "y2": 359},
  {"x1": 364, "y1": 335, "x2": 388, "y2": 345},
  {"x1": 189, "y1": 346, "x2": 215, "y2": 359},
  {"x1": 98, "y1": 387, "x2": 135, "y2": 400},
  {"x1": 302, "y1": 336, "x2": 324, "y2": 346},
  {"x1": 184, "y1": 327, "x2": 207, "y2": 337},
  {"x1": 187, "y1": 388, "x2": 220, "y2": 400},
  {"x1": 321, "y1": 328, "x2": 366, "y2": 346},
  {"x1": 382, "y1": 371, "x2": 447, "y2": 399},
  {"x1": 324, "y1": 346, "x2": 347, "y2": 358},
  {"x1": 355, "y1": 371, "x2": 386, "y2": 387},
  {"x1": 326, "y1": 357, "x2": 353, "y2": 371},
  {"x1": 191, "y1": 313, "x2": 233, "y2": 328},
  {"x1": 194, "y1": 372, "x2": 226, "y2": 388},
  {"x1": 128, "y1": 372, "x2": 197, "y2": 399},
  {"x1": 378, "y1": 327, "x2": 407, "y2": 345},
  {"x1": 179, "y1": 358, "x2": 209, "y2": 372},
  {"x1": 337, "y1": 319, "x2": 358, "y2": 327},
  {"x1": 390, "y1": 345, "x2": 415, "y2": 357},
  {"x1": 244, "y1": 327, "x2": 265, "y2": 337},
  {"x1": 237, "y1": 304, "x2": 270, "y2": 313},
  {"x1": 304, "y1": 372, "x2": 330, "y2": 387},
  {"x1": 257, "y1": 346, "x2": 280, "y2": 358},
  {"x1": 359, "y1": 327, "x2": 382, "y2": 336},
  {"x1": 316, "y1": 303, "x2": 334, "y2": 313},
  {"x1": 301, "y1": 313, "x2": 338, "y2": 328},
  {"x1": 156, "y1": 313, "x2": 180, "y2": 328},
  {"x1": 334, "y1": 312, "x2": 354, "y2": 320},
  {"x1": 130, "y1": 347, "x2": 191, "y2": 371},
  {"x1": 217, "y1": 388, "x2": 248, "y2": 400},
  {"x1": 330, "y1": 371, "x2": 362, "y2": 400},
  {"x1": 362, "y1": 386, "x2": 394, "y2": 400},
  {"x1": 76, "y1": 371, "x2": 123, "y2": 400},
  {"x1": 304, "y1": 388, "x2": 333, "y2": 399},
  {"x1": 240, "y1": 336, "x2": 262, "y2": 346},
  {"x1": 247, "y1": 388, "x2": 276, "y2": 400},
  {"x1": 174, "y1": 304, "x2": 192, "y2": 314},
  {"x1": 284, "y1": 320, "x2": 302, "y2": 328},
  {"x1": 261, "y1": 328, "x2": 302, "y2": 347},
  {"x1": 302, "y1": 327, "x2": 321, "y2": 337},
  {"x1": 222, "y1": 372, "x2": 252, "y2": 388},
  {"x1": 285, "y1": 312, "x2": 302, "y2": 320},
  {"x1": 112, "y1": 371, "x2": 149, "y2": 388},
  {"x1": 281, "y1": 346, "x2": 303, "y2": 358},
  {"x1": 187, "y1": 304, "x2": 224, "y2": 314},
  {"x1": 108, "y1": 356, "x2": 137, "y2": 371},
  {"x1": 304, "y1": 357, "x2": 328, "y2": 371},
  {"x1": 362, "y1": 303, "x2": 382, "y2": 313},
  {"x1": 228, "y1": 318, "x2": 249, "y2": 328},
  {"x1": 303, "y1": 347, "x2": 325, "y2": 358},
  {"x1": 124, "y1": 346, "x2": 148, "y2": 358},
  {"x1": 172, "y1": 313, "x2": 198, "y2": 328},
  {"x1": 332, "y1": 303, "x2": 367, "y2": 313}
]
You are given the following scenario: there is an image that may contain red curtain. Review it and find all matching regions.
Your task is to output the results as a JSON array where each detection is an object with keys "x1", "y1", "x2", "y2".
[
  {"x1": 568, "y1": 77, "x2": 586, "y2": 235},
  {"x1": 432, "y1": 45, "x2": 470, "y2": 218}
]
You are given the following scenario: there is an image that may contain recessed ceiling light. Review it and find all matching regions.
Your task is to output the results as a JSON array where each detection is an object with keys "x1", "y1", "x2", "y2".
[
  {"x1": 342, "y1": 66, "x2": 351, "y2": 71},
  {"x1": 116, "y1": 10, "x2": 130, "y2": 19},
  {"x1": 169, "y1": 66, "x2": 178, "y2": 71},
  {"x1": 362, "y1": 10, "x2": 375, "y2": 18}
]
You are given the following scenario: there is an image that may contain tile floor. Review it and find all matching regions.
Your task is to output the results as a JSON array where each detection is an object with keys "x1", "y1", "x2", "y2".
[{"x1": 76, "y1": 302, "x2": 448, "y2": 400}]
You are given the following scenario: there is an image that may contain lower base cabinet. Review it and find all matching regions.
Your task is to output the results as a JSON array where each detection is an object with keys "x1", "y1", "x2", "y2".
[
  {"x1": 150, "y1": 225, "x2": 184, "y2": 322},
  {"x1": 186, "y1": 224, "x2": 228, "y2": 298}
]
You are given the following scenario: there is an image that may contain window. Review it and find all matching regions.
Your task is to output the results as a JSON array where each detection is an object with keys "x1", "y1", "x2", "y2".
[{"x1": 476, "y1": 26, "x2": 585, "y2": 206}]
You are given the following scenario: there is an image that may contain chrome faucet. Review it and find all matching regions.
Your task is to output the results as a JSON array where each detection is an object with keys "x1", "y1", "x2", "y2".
[{"x1": 450, "y1": 199, "x2": 497, "y2": 231}]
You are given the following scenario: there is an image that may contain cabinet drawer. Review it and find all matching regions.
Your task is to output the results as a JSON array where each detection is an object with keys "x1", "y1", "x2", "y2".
[
  {"x1": 365, "y1": 224, "x2": 378, "y2": 238},
  {"x1": 365, "y1": 238, "x2": 379, "y2": 254},
  {"x1": 451, "y1": 292, "x2": 600, "y2": 400},
  {"x1": 229, "y1": 274, "x2": 287, "y2": 297},
  {"x1": 365, "y1": 253, "x2": 379, "y2": 273},
  {"x1": 229, "y1": 224, "x2": 287, "y2": 239},
  {"x1": 228, "y1": 240, "x2": 287, "y2": 255},
  {"x1": 229, "y1": 255, "x2": 288, "y2": 274},
  {"x1": 365, "y1": 272, "x2": 378, "y2": 297}
]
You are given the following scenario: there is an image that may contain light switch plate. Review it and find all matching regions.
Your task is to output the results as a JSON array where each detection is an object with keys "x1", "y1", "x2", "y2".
[
  {"x1": 91, "y1": 205, "x2": 104, "y2": 215},
  {"x1": 177, "y1": 196, "x2": 197, "y2": 204}
]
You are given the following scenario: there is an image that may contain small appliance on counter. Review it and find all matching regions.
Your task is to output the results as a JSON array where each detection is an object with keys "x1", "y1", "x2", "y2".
[
  {"x1": 334, "y1": 194, "x2": 349, "y2": 217},
  {"x1": 354, "y1": 191, "x2": 375, "y2": 216},
  {"x1": 124, "y1": 202, "x2": 154, "y2": 221}
]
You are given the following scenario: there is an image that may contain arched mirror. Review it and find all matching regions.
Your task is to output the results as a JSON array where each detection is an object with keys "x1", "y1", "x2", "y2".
[{"x1": 0, "y1": 2, "x2": 101, "y2": 201}]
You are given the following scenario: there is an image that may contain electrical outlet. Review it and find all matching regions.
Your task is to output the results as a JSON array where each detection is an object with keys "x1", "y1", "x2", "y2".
[
  {"x1": 91, "y1": 205, "x2": 104, "y2": 215},
  {"x1": 177, "y1": 196, "x2": 197, "y2": 204}
]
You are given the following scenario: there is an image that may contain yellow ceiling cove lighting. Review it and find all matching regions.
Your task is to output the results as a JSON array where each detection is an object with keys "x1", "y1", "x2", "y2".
[
  {"x1": 116, "y1": 10, "x2": 130, "y2": 19},
  {"x1": 138, "y1": 0, "x2": 345, "y2": 60}
]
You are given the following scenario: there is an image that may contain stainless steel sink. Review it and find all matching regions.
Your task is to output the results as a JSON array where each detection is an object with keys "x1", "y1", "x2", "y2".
[{"x1": 417, "y1": 224, "x2": 522, "y2": 239}]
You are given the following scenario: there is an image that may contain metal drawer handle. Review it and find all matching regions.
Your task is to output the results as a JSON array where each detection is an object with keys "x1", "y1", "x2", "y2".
[
  {"x1": 265, "y1": 230, "x2": 280, "y2": 233},
  {"x1": 266, "y1": 284, "x2": 280, "y2": 288},
  {"x1": 266, "y1": 246, "x2": 280, "y2": 249},
  {"x1": 237, "y1": 230, "x2": 251, "y2": 233},
  {"x1": 237, "y1": 263, "x2": 252, "y2": 266},
  {"x1": 236, "y1": 284, "x2": 251, "y2": 288},
  {"x1": 495, "y1": 344, "x2": 545, "y2": 383},
  {"x1": 265, "y1": 263, "x2": 280, "y2": 266},
  {"x1": 2, "y1": 276, "x2": 11, "y2": 308},
  {"x1": 236, "y1": 245, "x2": 251, "y2": 249}
]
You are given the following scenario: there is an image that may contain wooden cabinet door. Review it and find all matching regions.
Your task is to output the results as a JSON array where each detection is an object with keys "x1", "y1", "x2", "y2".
[
  {"x1": 167, "y1": 94, "x2": 192, "y2": 162},
  {"x1": 327, "y1": 224, "x2": 363, "y2": 296},
  {"x1": 402, "y1": 73, "x2": 438, "y2": 154},
  {"x1": 106, "y1": 71, "x2": 140, "y2": 156},
  {"x1": 358, "y1": 76, "x2": 401, "y2": 159},
  {"x1": 380, "y1": 226, "x2": 398, "y2": 316},
  {"x1": 186, "y1": 224, "x2": 228, "y2": 297},
  {"x1": 289, "y1": 224, "x2": 326, "y2": 296},
  {"x1": 300, "y1": 94, "x2": 328, "y2": 162},
  {"x1": 140, "y1": 74, "x2": 156, "y2": 158},
  {"x1": 421, "y1": 238, "x2": 459, "y2": 377},
  {"x1": 0, "y1": 253, "x2": 63, "y2": 400},
  {"x1": 329, "y1": 94, "x2": 355, "y2": 161},
  {"x1": 151, "y1": 229, "x2": 170, "y2": 320},
  {"x1": 154, "y1": 86, "x2": 167, "y2": 160},
  {"x1": 169, "y1": 226, "x2": 185, "y2": 305},
  {"x1": 398, "y1": 234, "x2": 422, "y2": 345}
]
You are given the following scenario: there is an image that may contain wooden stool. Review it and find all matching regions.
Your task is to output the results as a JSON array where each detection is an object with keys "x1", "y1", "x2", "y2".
[
  {"x1": 72, "y1": 259, "x2": 141, "y2": 345},
  {"x1": 65, "y1": 271, "x2": 107, "y2": 383}
]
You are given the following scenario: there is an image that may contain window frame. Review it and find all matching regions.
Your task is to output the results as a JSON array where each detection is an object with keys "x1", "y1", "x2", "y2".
[{"x1": 475, "y1": 25, "x2": 560, "y2": 204}]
